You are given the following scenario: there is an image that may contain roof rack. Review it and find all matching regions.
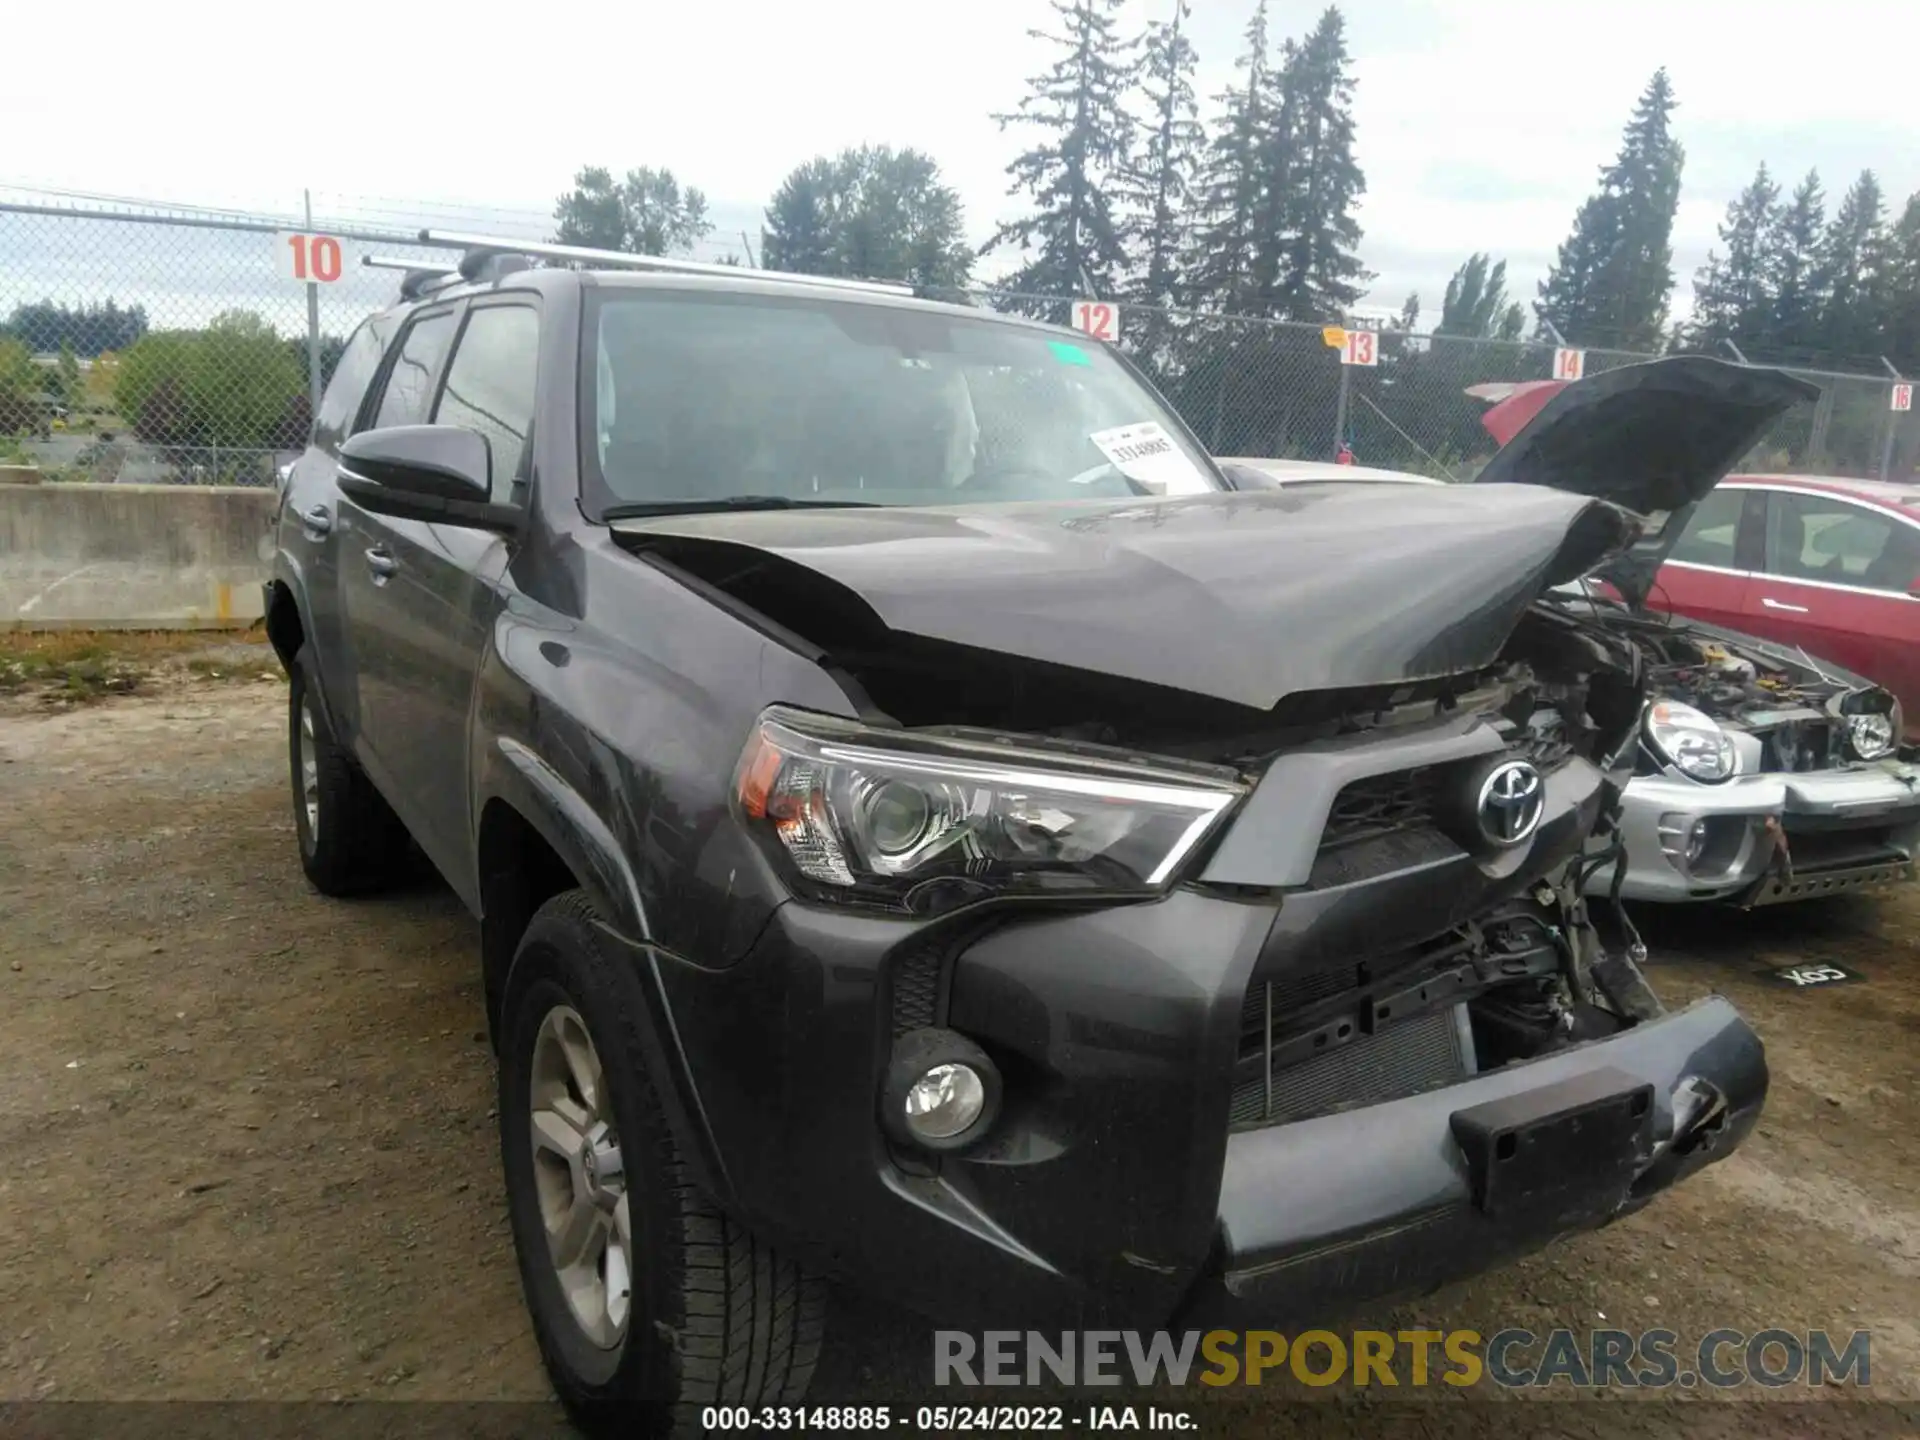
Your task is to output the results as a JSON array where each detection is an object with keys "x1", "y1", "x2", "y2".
[
  {"x1": 362, "y1": 249, "x2": 534, "y2": 301},
  {"x1": 415, "y1": 228, "x2": 918, "y2": 298}
]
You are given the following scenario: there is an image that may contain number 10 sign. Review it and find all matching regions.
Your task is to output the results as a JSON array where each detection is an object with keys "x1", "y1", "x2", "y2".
[{"x1": 276, "y1": 232, "x2": 347, "y2": 284}]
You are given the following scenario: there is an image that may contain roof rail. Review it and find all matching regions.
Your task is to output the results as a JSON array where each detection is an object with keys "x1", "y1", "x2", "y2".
[
  {"x1": 361, "y1": 254, "x2": 467, "y2": 301},
  {"x1": 415, "y1": 228, "x2": 917, "y2": 298}
]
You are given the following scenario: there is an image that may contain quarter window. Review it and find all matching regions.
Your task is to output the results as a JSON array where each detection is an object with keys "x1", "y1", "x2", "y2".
[{"x1": 434, "y1": 306, "x2": 540, "y2": 503}]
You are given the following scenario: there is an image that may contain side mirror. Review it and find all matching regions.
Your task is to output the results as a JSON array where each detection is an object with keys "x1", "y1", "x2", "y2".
[{"x1": 338, "y1": 425, "x2": 519, "y2": 532}]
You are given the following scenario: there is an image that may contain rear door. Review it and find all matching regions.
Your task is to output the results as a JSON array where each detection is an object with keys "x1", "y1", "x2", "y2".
[
  {"x1": 340, "y1": 298, "x2": 540, "y2": 897},
  {"x1": 277, "y1": 312, "x2": 394, "y2": 738},
  {"x1": 1646, "y1": 485, "x2": 1757, "y2": 628},
  {"x1": 1738, "y1": 486, "x2": 1920, "y2": 726}
]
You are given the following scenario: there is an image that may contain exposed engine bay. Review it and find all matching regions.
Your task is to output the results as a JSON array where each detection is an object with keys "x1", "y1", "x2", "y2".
[{"x1": 1594, "y1": 607, "x2": 1903, "y2": 775}]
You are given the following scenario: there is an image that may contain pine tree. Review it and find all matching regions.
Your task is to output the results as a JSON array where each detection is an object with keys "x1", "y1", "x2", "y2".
[
  {"x1": 1764, "y1": 170, "x2": 1827, "y2": 351},
  {"x1": 1536, "y1": 69, "x2": 1684, "y2": 348},
  {"x1": 1686, "y1": 163, "x2": 1779, "y2": 350},
  {"x1": 1437, "y1": 253, "x2": 1521, "y2": 338},
  {"x1": 1268, "y1": 8, "x2": 1370, "y2": 322},
  {"x1": 1115, "y1": 0, "x2": 1204, "y2": 314},
  {"x1": 1880, "y1": 192, "x2": 1920, "y2": 370},
  {"x1": 987, "y1": 0, "x2": 1136, "y2": 301},
  {"x1": 1185, "y1": 2, "x2": 1271, "y2": 311},
  {"x1": 1813, "y1": 171, "x2": 1885, "y2": 359}
]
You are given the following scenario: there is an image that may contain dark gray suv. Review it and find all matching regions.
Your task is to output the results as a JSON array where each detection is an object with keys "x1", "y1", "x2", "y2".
[{"x1": 264, "y1": 243, "x2": 1788, "y2": 1436}]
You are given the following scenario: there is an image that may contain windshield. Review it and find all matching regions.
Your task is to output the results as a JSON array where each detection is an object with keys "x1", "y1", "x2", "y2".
[{"x1": 583, "y1": 288, "x2": 1222, "y2": 514}]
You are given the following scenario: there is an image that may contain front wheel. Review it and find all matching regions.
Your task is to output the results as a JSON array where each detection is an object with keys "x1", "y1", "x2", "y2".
[{"x1": 499, "y1": 890, "x2": 824, "y2": 1437}]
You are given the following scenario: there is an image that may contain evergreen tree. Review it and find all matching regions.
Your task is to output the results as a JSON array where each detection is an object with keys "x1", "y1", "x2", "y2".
[
  {"x1": 1437, "y1": 253, "x2": 1522, "y2": 339},
  {"x1": 1394, "y1": 294, "x2": 1420, "y2": 331},
  {"x1": 1879, "y1": 192, "x2": 1920, "y2": 370},
  {"x1": 1764, "y1": 170, "x2": 1827, "y2": 351},
  {"x1": 1536, "y1": 69, "x2": 1684, "y2": 348},
  {"x1": 1185, "y1": 2, "x2": 1271, "y2": 311},
  {"x1": 1268, "y1": 7, "x2": 1370, "y2": 322},
  {"x1": 764, "y1": 147, "x2": 972, "y2": 289},
  {"x1": 552, "y1": 166, "x2": 711, "y2": 256},
  {"x1": 1114, "y1": 0, "x2": 1204, "y2": 313},
  {"x1": 761, "y1": 159, "x2": 841, "y2": 277},
  {"x1": 987, "y1": 0, "x2": 1136, "y2": 300},
  {"x1": 1686, "y1": 163, "x2": 1779, "y2": 349},
  {"x1": 1813, "y1": 170, "x2": 1885, "y2": 358}
]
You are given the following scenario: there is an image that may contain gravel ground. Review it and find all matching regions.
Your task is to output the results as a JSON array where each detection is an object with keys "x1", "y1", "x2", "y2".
[{"x1": 1, "y1": 659, "x2": 1916, "y2": 1436}]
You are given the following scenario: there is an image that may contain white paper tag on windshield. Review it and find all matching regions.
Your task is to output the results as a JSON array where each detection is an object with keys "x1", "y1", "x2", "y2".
[{"x1": 1087, "y1": 422, "x2": 1199, "y2": 495}]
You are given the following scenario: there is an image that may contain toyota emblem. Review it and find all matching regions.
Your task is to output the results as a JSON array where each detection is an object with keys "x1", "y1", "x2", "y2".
[{"x1": 1476, "y1": 760, "x2": 1544, "y2": 847}]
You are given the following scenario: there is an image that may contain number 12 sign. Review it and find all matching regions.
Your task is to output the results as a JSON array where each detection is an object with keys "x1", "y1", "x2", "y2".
[
  {"x1": 1071, "y1": 300, "x2": 1120, "y2": 343},
  {"x1": 276, "y1": 232, "x2": 347, "y2": 285}
]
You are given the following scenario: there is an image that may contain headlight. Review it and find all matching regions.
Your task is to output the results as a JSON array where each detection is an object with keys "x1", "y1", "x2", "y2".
[
  {"x1": 1847, "y1": 711, "x2": 1896, "y2": 760},
  {"x1": 1643, "y1": 700, "x2": 1737, "y2": 783},
  {"x1": 734, "y1": 707, "x2": 1245, "y2": 912}
]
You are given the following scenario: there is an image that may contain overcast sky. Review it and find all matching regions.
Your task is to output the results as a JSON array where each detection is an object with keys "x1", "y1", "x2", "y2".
[{"x1": 9, "y1": 0, "x2": 1920, "y2": 327}]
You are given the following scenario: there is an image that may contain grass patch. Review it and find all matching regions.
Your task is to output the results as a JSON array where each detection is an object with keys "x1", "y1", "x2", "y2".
[{"x1": 0, "y1": 625, "x2": 274, "y2": 705}]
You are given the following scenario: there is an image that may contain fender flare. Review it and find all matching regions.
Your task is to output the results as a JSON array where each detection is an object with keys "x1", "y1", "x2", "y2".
[{"x1": 485, "y1": 737, "x2": 735, "y2": 1205}]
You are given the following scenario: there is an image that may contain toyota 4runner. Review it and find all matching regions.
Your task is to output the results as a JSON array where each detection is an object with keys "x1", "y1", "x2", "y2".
[{"x1": 265, "y1": 239, "x2": 1792, "y2": 1435}]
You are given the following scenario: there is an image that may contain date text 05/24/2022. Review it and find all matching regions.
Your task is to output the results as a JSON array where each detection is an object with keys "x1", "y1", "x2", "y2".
[{"x1": 700, "y1": 1406, "x2": 1195, "y2": 1431}]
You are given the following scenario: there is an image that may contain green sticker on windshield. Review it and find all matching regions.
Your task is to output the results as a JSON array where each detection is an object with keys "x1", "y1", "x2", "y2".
[{"x1": 1048, "y1": 340, "x2": 1093, "y2": 367}]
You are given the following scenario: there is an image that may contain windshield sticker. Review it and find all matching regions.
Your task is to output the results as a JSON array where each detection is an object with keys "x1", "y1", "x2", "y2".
[
  {"x1": 1048, "y1": 340, "x2": 1093, "y2": 367},
  {"x1": 1088, "y1": 421, "x2": 1201, "y2": 494}
]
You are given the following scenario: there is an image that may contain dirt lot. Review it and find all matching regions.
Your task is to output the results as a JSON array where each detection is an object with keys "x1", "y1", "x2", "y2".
[{"x1": 1, "y1": 646, "x2": 1916, "y2": 1433}]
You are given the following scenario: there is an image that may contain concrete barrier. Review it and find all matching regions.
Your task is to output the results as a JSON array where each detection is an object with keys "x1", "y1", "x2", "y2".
[{"x1": 0, "y1": 483, "x2": 275, "y2": 630}]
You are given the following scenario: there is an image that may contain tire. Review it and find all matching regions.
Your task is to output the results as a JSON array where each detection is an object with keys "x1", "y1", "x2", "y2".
[
  {"x1": 499, "y1": 890, "x2": 824, "y2": 1438},
  {"x1": 287, "y1": 646, "x2": 409, "y2": 895}
]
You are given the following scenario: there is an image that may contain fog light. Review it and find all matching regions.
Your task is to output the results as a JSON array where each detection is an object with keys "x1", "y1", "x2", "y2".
[
  {"x1": 905, "y1": 1064, "x2": 985, "y2": 1140},
  {"x1": 1686, "y1": 818, "x2": 1710, "y2": 866},
  {"x1": 881, "y1": 1028, "x2": 1002, "y2": 1153}
]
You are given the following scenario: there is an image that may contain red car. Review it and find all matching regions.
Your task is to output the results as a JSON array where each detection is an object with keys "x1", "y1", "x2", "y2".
[{"x1": 1477, "y1": 382, "x2": 1920, "y2": 739}]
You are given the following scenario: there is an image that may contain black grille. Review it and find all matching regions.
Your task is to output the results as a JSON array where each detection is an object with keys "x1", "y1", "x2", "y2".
[
  {"x1": 1228, "y1": 1006, "x2": 1470, "y2": 1127},
  {"x1": 1320, "y1": 767, "x2": 1440, "y2": 848},
  {"x1": 890, "y1": 947, "x2": 943, "y2": 1035}
]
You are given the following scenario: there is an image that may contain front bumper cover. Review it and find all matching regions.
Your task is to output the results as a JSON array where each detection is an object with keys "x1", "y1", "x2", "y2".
[{"x1": 1590, "y1": 760, "x2": 1920, "y2": 904}]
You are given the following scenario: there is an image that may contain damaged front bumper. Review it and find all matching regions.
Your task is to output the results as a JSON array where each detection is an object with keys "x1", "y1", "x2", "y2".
[{"x1": 1589, "y1": 760, "x2": 1920, "y2": 905}]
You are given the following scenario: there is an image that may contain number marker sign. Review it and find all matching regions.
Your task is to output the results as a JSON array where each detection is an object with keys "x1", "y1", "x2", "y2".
[
  {"x1": 1893, "y1": 382, "x2": 1913, "y2": 413},
  {"x1": 1340, "y1": 329, "x2": 1377, "y2": 367},
  {"x1": 1071, "y1": 300, "x2": 1120, "y2": 343},
  {"x1": 277, "y1": 232, "x2": 347, "y2": 285},
  {"x1": 1553, "y1": 348, "x2": 1586, "y2": 382}
]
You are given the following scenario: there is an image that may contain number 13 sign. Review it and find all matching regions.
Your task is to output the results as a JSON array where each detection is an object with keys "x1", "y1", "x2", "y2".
[{"x1": 1071, "y1": 300, "x2": 1120, "y2": 343}]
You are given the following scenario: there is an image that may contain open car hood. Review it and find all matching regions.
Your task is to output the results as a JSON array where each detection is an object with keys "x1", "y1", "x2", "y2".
[
  {"x1": 1472, "y1": 356, "x2": 1816, "y2": 605},
  {"x1": 612, "y1": 486, "x2": 1635, "y2": 713}
]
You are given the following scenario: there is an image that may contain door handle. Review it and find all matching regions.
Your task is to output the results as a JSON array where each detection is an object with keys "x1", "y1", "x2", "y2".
[
  {"x1": 301, "y1": 504, "x2": 332, "y2": 535},
  {"x1": 364, "y1": 546, "x2": 398, "y2": 580},
  {"x1": 1761, "y1": 597, "x2": 1809, "y2": 613}
]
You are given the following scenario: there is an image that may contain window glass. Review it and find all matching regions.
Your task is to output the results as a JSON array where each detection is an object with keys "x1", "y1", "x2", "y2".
[
  {"x1": 1763, "y1": 491, "x2": 1919, "y2": 593},
  {"x1": 587, "y1": 292, "x2": 1220, "y2": 512},
  {"x1": 372, "y1": 310, "x2": 457, "y2": 429},
  {"x1": 434, "y1": 306, "x2": 539, "y2": 502},
  {"x1": 1666, "y1": 487, "x2": 1745, "y2": 568},
  {"x1": 314, "y1": 316, "x2": 389, "y2": 449}
]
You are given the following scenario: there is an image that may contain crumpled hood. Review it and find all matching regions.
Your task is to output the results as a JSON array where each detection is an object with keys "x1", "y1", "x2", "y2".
[
  {"x1": 612, "y1": 486, "x2": 1635, "y2": 712},
  {"x1": 1472, "y1": 355, "x2": 1816, "y2": 606}
]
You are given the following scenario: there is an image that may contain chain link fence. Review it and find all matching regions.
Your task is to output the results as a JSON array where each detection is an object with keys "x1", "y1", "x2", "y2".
[{"x1": 3, "y1": 194, "x2": 1913, "y2": 487}]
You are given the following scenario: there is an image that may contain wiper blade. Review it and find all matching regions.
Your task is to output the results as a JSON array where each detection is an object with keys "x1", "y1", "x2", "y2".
[{"x1": 601, "y1": 495, "x2": 879, "y2": 519}]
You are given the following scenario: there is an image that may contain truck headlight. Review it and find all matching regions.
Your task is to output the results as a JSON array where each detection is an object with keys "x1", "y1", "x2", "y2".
[
  {"x1": 734, "y1": 707, "x2": 1245, "y2": 912},
  {"x1": 1643, "y1": 700, "x2": 1737, "y2": 783},
  {"x1": 1847, "y1": 712, "x2": 1896, "y2": 760}
]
